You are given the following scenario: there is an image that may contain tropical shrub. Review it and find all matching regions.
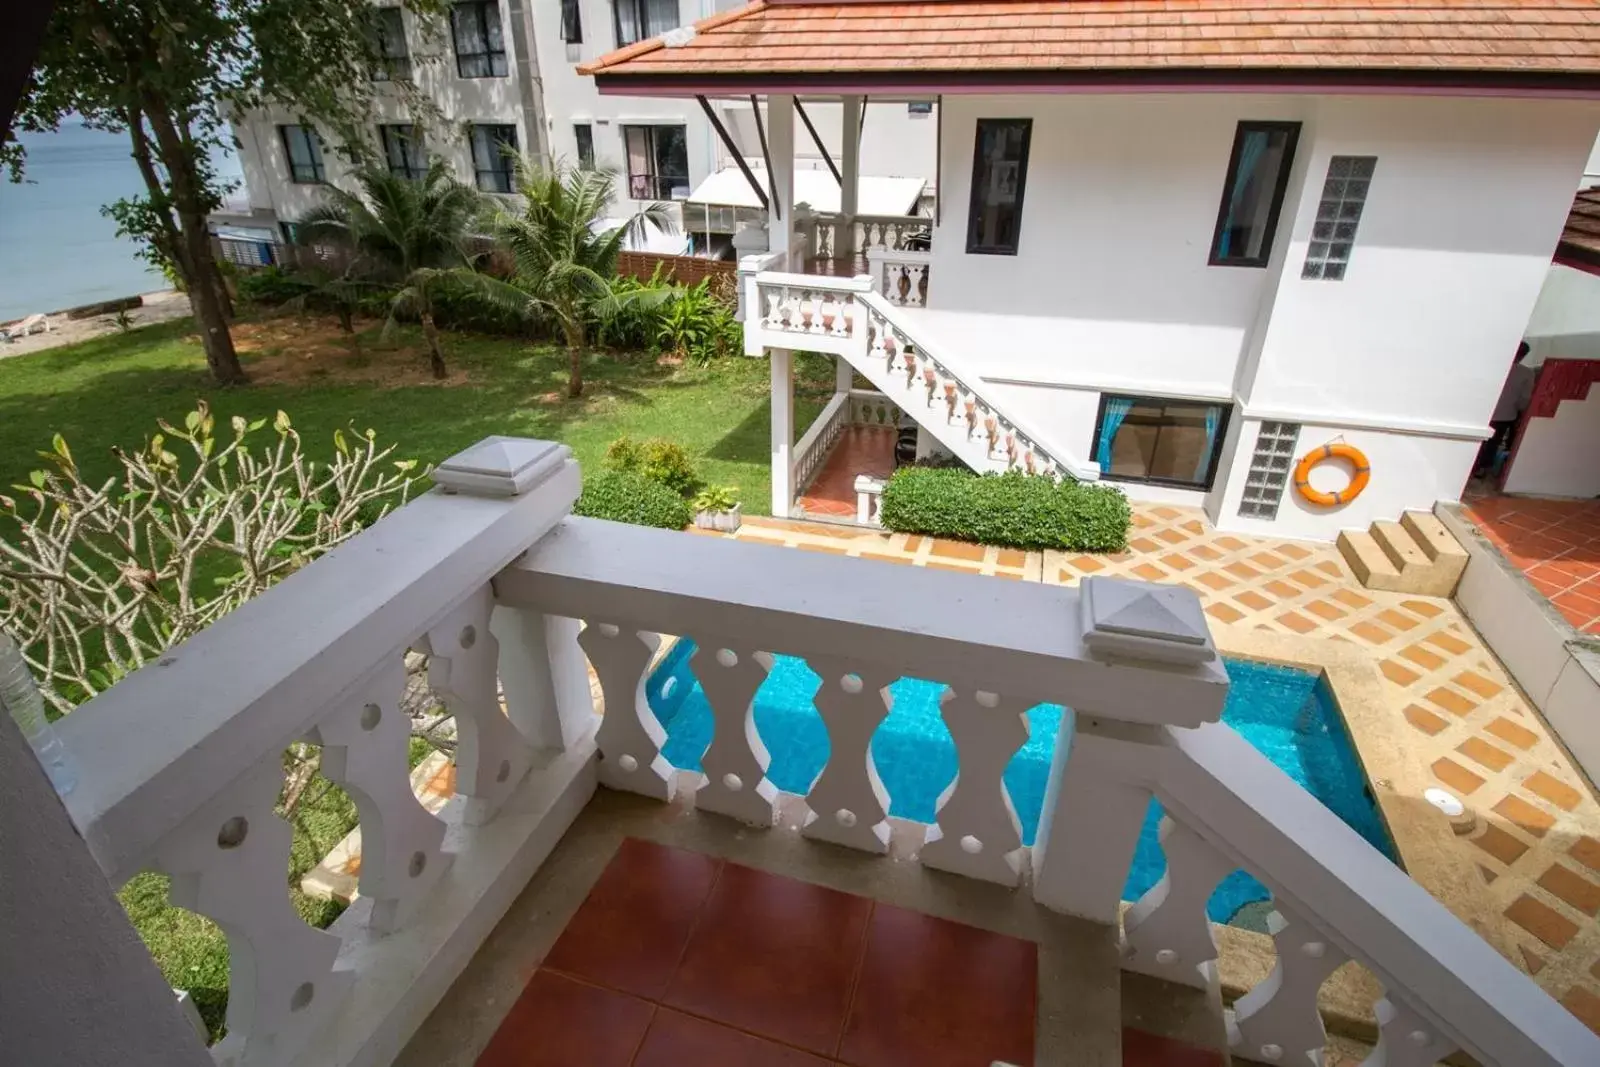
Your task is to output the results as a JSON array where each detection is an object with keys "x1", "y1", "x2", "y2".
[
  {"x1": 574, "y1": 469, "x2": 692, "y2": 530},
  {"x1": 603, "y1": 435, "x2": 701, "y2": 496},
  {"x1": 656, "y1": 280, "x2": 741, "y2": 363},
  {"x1": 878, "y1": 467, "x2": 1131, "y2": 552},
  {"x1": 596, "y1": 269, "x2": 676, "y2": 352},
  {"x1": 236, "y1": 264, "x2": 312, "y2": 307}
]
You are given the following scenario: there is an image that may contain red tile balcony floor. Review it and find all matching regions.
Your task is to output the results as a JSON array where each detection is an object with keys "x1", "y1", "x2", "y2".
[
  {"x1": 475, "y1": 837, "x2": 1038, "y2": 1067},
  {"x1": 797, "y1": 425, "x2": 897, "y2": 520},
  {"x1": 1462, "y1": 494, "x2": 1600, "y2": 634}
]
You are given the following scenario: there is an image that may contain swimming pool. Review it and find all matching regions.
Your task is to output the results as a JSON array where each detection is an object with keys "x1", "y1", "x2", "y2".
[{"x1": 644, "y1": 640, "x2": 1399, "y2": 925}]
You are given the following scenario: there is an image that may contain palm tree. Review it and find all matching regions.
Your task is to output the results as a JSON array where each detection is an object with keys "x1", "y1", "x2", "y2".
[
  {"x1": 494, "y1": 160, "x2": 677, "y2": 397},
  {"x1": 298, "y1": 161, "x2": 518, "y2": 379}
]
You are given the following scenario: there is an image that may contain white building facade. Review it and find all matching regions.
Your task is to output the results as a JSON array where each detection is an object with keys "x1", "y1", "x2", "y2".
[{"x1": 584, "y1": 0, "x2": 1600, "y2": 543}]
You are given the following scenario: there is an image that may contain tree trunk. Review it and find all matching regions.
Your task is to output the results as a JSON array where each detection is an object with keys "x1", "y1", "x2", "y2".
[
  {"x1": 140, "y1": 96, "x2": 246, "y2": 386},
  {"x1": 337, "y1": 304, "x2": 354, "y2": 335},
  {"x1": 420, "y1": 312, "x2": 447, "y2": 379},
  {"x1": 564, "y1": 319, "x2": 585, "y2": 398}
]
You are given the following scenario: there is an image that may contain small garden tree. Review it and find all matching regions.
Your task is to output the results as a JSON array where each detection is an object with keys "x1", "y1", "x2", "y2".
[
  {"x1": 495, "y1": 161, "x2": 677, "y2": 397},
  {"x1": 298, "y1": 160, "x2": 523, "y2": 378},
  {"x1": 0, "y1": 403, "x2": 421, "y2": 712}
]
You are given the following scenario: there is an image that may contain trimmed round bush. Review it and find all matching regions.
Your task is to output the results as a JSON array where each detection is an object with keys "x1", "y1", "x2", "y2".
[
  {"x1": 574, "y1": 469, "x2": 693, "y2": 530},
  {"x1": 878, "y1": 467, "x2": 1130, "y2": 552}
]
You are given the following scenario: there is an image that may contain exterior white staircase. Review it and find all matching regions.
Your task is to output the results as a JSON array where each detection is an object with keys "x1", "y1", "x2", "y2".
[
  {"x1": 1337, "y1": 510, "x2": 1469, "y2": 597},
  {"x1": 745, "y1": 271, "x2": 1101, "y2": 482}
]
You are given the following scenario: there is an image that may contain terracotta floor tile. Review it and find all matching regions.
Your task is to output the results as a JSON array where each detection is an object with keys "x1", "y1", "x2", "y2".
[
  {"x1": 1276, "y1": 610, "x2": 1318, "y2": 634},
  {"x1": 1205, "y1": 603, "x2": 1245, "y2": 624},
  {"x1": 838, "y1": 904, "x2": 1035, "y2": 1067},
  {"x1": 1380, "y1": 660, "x2": 1421, "y2": 687},
  {"x1": 1401, "y1": 599, "x2": 1444, "y2": 618},
  {"x1": 1431, "y1": 757, "x2": 1485, "y2": 796},
  {"x1": 1538, "y1": 864, "x2": 1600, "y2": 917},
  {"x1": 1398, "y1": 643, "x2": 1447, "y2": 670},
  {"x1": 1119, "y1": 1028, "x2": 1225, "y2": 1065},
  {"x1": 1403, "y1": 704, "x2": 1450, "y2": 736},
  {"x1": 1471, "y1": 822, "x2": 1530, "y2": 866},
  {"x1": 930, "y1": 538, "x2": 986, "y2": 562},
  {"x1": 1423, "y1": 630, "x2": 1472, "y2": 655},
  {"x1": 476, "y1": 970, "x2": 653, "y2": 1067},
  {"x1": 1494, "y1": 794, "x2": 1556, "y2": 837},
  {"x1": 1349, "y1": 621, "x2": 1393, "y2": 645},
  {"x1": 1329, "y1": 587, "x2": 1369, "y2": 608},
  {"x1": 664, "y1": 862, "x2": 871, "y2": 1056},
  {"x1": 1525, "y1": 771, "x2": 1584, "y2": 812},
  {"x1": 1302, "y1": 598, "x2": 1346, "y2": 621},
  {"x1": 1560, "y1": 986, "x2": 1600, "y2": 1035},
  {"x1": 1195, "y1": 572, "x2": 1233, "y2": 592},
  {"x1": 1453, "y1": 670, "x2": 1504, "y2": 700},
  {"x1": 1484, "y1": 715, "x2": 1540, "y2": 751},
  {"x1": 1571, "y1": 836, "x2": 1600, "y2": 873},
  {"x1": 1377, "y1": 608, "x2": 1420, "y2": 632},
  {"x1": 633, "y1": 1009, "x2": 830, "y2": 1067},
  {"x1": 1425, "y1": 687, "x2": 1476, "y2": 717},
  {"x1": 1235, "y1": 590, "x2": 1273, "y2": 611},
  {"x1": 1505, "y1": 893, "x2": 1580, "y2": 949},
  {"x1": 542, "y1": 838, "x2": 720, "y2": 1000},
  {"x1": 1161, "y1": 552, "x2": 1195, "y2": 572},
  {"x1": 1457, "y1": 736, "x2": 1514, "y2": 772}
]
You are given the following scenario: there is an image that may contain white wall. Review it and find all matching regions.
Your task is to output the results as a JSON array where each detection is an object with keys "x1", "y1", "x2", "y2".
[
  {"x1": 1503, "y1": 377, "x2": 1600, "y2": 498},
  {"x1": 929, "y1": 93, "x2": 1311, "y2": 386},
  {"x1": 1526, "y1": 263, "x2": 1600, "y2": 360},
  {"x1": 1242, "y1": 96, "x2": 1598, "y2": 434},
  {"x1": 233, "y1": 3, "x2": 533, "y2": 224},
  {"x1": 1212, "y1": 419, "x2": 1479, "y2": 541}
]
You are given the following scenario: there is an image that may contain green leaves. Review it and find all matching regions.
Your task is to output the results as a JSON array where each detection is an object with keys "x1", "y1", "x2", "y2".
[
  {"x1": 879, "y1": 467, "x2": 1131, "y2": 553},
  {"x1": 574, "y1": 470, "x2": 693, "y2": 531}
]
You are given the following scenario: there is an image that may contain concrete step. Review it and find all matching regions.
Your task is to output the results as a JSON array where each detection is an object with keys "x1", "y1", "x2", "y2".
[
  {"x1": 1372, "y1": 519, "x2": 1431, "y2": 575},
  {"x1": 1337, "y1": 529, "x2": 1405, "y2": 592},
  {"x1": 1404, "y1": 510, "x2": 1469, "y2": 596}
]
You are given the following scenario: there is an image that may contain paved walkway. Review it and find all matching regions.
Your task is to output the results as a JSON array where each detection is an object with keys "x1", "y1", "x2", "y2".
[
  {"x1": 1463, "y1": 494, "x2": 1600, "y2": 635},
  {"x1": 703, "y1": 506, "x2": 1600, "y2": 1033},
  {"x1": 796, "y1": 424, "x2": 896, "y2": 520}
]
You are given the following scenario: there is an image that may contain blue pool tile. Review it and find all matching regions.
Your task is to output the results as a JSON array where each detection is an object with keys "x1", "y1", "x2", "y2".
[{"x1": 645, "y1": 640, "x2": 1396, "y2": 925}]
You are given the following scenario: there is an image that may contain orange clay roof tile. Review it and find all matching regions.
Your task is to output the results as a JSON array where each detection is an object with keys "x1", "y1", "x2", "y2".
[{"x1": 578, "y1": 0, "x2": 1600, "y2": 82}]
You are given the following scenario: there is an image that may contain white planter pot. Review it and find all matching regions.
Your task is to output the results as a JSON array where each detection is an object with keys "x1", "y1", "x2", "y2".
[{"x1": 694, "y1": 503, "x2": 742, "y2": 532}]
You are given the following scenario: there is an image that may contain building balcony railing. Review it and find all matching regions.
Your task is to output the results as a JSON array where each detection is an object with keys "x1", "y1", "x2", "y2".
[{"x1": 49, "y1": 436, "x2": 1600, "y2": 1067}]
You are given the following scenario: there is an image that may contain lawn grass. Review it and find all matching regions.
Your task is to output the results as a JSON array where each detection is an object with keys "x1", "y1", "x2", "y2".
[
  {"x1": 2, "y1": 312, "x2": 835, "y2": 1043},
  {"x1": 0, "y1": 313, "x2": 835, "y2": 514}
]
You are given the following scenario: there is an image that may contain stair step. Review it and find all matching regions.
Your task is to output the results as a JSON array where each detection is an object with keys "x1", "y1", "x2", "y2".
[
  {"x1": 1403, "y1": 510, "x2": 1470, "y2": 576},
  {"x1": 1337, "y1": 530, "x2": 1406, "y2": 592},
  {"x1": 1372, "y1": 519, "x2": 1430, "y2": 574}
]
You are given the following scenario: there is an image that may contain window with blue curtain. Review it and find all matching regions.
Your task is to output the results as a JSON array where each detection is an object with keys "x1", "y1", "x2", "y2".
[
  {"x1": 1094, "y1": 394, "x2": 1231, "y2": 491},
  {"x1": 1209, "y1": 121, "x2": 1300, "y2": 268}
]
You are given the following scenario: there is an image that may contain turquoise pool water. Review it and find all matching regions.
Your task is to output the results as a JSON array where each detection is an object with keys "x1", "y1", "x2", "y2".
[{"x1": 645, "y1": 641, "x2": 1399, "y2": 924}]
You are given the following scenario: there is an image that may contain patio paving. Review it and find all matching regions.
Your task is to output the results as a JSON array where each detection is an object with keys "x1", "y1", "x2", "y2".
[
  {"x1": 707, "y1": 507, "x2": 1600, "y2": 1034},
  {"x1": 1462, "y1": 494, "x2": 1600, "y2": 635},
  {"x1": 796, "y1": 424, "x2": 896, "y2": 520}
]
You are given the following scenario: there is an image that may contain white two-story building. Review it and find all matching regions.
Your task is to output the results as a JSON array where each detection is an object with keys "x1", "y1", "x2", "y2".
[
  {"x1": 579, "y1": 0, "x2": 1600, "y2": 545},
  {"x1": 223, "y1": 0, "x2": 936, "y2": 254}
]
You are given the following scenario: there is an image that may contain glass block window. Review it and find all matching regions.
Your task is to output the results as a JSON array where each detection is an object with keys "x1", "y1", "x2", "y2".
[
  {"x1": 1302, "y1": 156, "x2": 1376, "y2": 281},
  {"x1": 1238, "y1": 421, "x2": 1300, "y2": 519}
]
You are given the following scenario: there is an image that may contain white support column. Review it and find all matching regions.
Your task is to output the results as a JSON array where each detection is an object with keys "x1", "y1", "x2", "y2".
[
  {"x1": 836, "y1": 354, "x2": 854, "y2": 394},
  {"x1": 840, "y1": 95, "x2": 862, "y2": 244},
  {"x1": 766, "y1": 94, "x2": 797, "y2": 266},
  {"x1": 771, "y1": 347, "x2": 794, "y2": 516}
]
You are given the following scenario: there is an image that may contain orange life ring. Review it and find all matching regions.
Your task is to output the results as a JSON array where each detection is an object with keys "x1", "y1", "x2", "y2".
[{"x1": 1293, "y1": 443, "x2": 1371, "y2": 507}]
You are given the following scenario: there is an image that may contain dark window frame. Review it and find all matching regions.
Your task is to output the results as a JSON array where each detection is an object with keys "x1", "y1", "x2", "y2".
[
  {"x1": 621, "y1": 123, "x2": 689, "y2": 201},
  {"x1": 574, "y1": 123, "x2": 596, "y2": 170},
  {"x1": 469, "y1": 124, "x2": 518, "y2": 193},
  {"x1": 452, "y1": 1, "x2": 508, "y2": 78},
  {"x1": 1090, "y1": 392, "x2": 1233, "y2": 492},
  {"x1": 965, "y1": 118, "x2": 1032, "y2": 256},
  {"x1": 369, "y1": 7, "x2": 412, "y2": 81},
  {"x1": 279, "y1": 125, "x2": 326, "y2": 184},
  {"x1": 379, "y1": 123, "x2": 427, "y2": 180},
  {"x1": 561, "y1": 0, "x2": 583, "y2": 42},
  {"x1": 613, "y1": 0, "x2": 679, "y2": 48},
  {"x1": 1207, "y1": 120, "x2": 1301, "y2": 269}
]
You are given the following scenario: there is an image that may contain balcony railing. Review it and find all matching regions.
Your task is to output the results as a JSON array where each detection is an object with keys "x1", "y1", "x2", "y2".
[{"x1": 47, "y1": 436, "x2": 1600, "y2": 1067}]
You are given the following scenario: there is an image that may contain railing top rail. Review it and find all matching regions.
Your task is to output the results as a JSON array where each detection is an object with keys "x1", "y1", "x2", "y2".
[
  {"x1": 1145, "y1": 723, "x2": 1600, "y2": 1067},
  {"x1": 858, "y1": 290, "x2": 1101, "y2": 482},
  {"x1": 866, "y1": 247, "x2": 934, "y2": 263},
  {"x1": 755, "y1": 269, "x2": 874, "y2": 293},
  {"x1": 55, "y1": 443, "x2": 580, "y2": 885},
  {"x1": 793, "y1": 389, "x2": 853, "y2": 464},
  {"x1": 495, "y1": 517, "x2": 1228, "y2": 722}
]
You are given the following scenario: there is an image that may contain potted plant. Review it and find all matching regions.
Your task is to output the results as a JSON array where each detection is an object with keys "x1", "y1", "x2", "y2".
[{"x1": 692, "y1": 485, "x2": 742, "y2": 532}]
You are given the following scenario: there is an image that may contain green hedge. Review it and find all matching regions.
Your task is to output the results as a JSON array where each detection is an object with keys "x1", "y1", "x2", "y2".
[
  {"x1": 879, "y1": 467, "x2": 1131, "y2": 552},
  {"x1": 574, "y1": 469, "x2": 693, "y2": 530}
]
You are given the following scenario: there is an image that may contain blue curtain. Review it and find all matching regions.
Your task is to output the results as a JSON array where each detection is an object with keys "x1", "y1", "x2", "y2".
[
  {"x1": 1218, "y1": 131, "x2": 1269, "y2": 258},
  {"x1": 1097, "y1": 398, "x2": 1134, "y2": 471},
  {"x1": 1197, "y1": 405, "x2": 1222, "y2": 481}
]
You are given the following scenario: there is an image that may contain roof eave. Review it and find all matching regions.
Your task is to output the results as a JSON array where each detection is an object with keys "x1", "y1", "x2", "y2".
[{"x1": 593, "y1": 66, "x2": 1600, "y2": 99}]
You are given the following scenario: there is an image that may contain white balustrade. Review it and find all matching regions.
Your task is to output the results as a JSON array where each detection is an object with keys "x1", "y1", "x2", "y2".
[
  {"x1": 793, "y1": 390, "x2": 852, "y2": 496},
  {"x1": 54, "y1": 437, "x2": 595, "y2": 1067},
  {"x1": 920, "y1": 688, "x2": 1031, "y2": 886},
  {"x1": 867, "y1": 246, "x2": 932, "y2": 308},
  {"x1": 43, "y1": 427, "x2": 1600, "y2": 1067},
  {"x1": 756, "y1": 271, "x2": 869, "y2": 356},
  {"x1": 849, "y1": 388, "x2": 895, "y2": 428}
]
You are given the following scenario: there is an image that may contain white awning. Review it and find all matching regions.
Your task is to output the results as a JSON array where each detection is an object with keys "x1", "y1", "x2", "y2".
[{"x1": 684, "y1": 167, "x2": 925, "y2": 216}]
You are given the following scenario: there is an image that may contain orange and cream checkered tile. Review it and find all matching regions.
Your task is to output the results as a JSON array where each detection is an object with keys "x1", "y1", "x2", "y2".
[{"x1": 713, "y1": 504, "x2": 1600, "y2": 1031}]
